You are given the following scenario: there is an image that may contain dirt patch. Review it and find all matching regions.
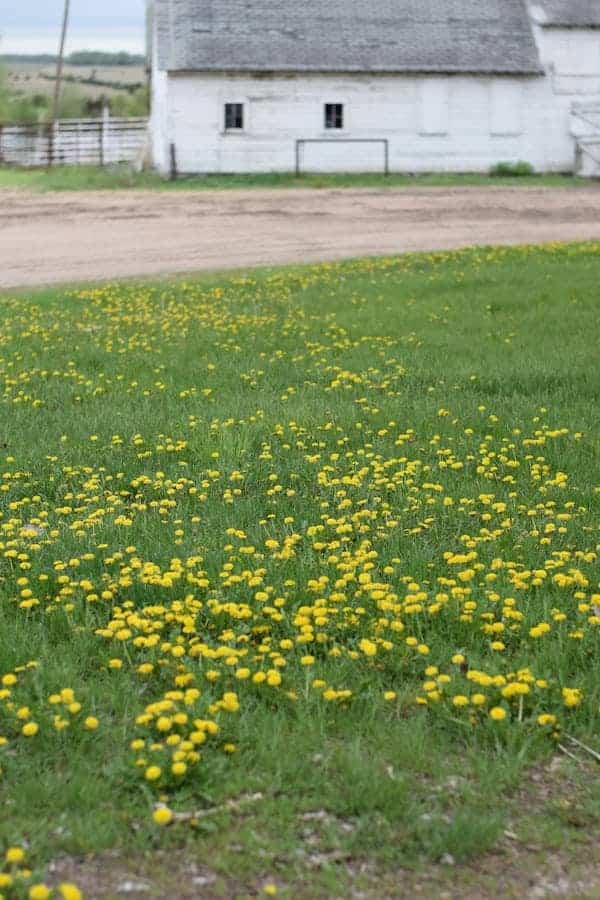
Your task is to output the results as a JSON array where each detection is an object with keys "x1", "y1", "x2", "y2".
[
  {"x1": 45, "y1": 756, "x2": 600, "y2": 900},
  {"x1": 47, "y1": 854, "x2": 228, "y2": 900},
  {"x1": 46, "y1": 838, "x2": 600, "y2": 900},
  {"x1": 1, "y1": 184, "x2": 600, "y2": 289}
]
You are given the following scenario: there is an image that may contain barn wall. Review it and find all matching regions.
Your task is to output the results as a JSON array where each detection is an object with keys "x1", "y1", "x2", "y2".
[
  {"x1": 153, "y1": 66, "x2": 600, "y2": 175},
  {"x1": 150, "y1": 28, "x2": 170, "y2": 173},
  {"x1": 533, "y1": 24, "x2": 600, "y2": 94}
]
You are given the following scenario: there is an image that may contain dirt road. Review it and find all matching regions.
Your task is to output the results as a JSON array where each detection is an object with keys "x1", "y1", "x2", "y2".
[{"x1": 1, "y1": 185, "x2": 600, "y2": 289}]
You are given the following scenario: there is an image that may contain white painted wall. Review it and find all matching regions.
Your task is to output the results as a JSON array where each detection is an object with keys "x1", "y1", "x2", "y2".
[
  {"x1": 150, "y1": 27, "x2": 170, "y2": 173},
  {"x1": 151, "y1": 25, "x2": 600, "y2": 174},
  {"x1": 533, "y1": 23, "x2": 600, "y2": 95}
]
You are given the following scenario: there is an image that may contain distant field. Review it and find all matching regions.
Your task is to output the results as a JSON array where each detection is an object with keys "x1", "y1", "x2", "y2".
[{"x1": 5, "y1": 62, "x2": 146, "y2": 101}]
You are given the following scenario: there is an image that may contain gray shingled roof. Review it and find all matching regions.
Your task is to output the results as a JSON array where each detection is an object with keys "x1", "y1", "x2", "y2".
[
  {"x1": 533, "y1": 1, "x2": 600, "y2": 26},
  {"x1": 154, "y1": 0, "x2": 542, "y2": 74}
]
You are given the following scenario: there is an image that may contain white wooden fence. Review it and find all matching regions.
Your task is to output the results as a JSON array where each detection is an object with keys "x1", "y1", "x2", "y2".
[{"x1": 0, "y1": 114, "x2": 149, "y2": 168}]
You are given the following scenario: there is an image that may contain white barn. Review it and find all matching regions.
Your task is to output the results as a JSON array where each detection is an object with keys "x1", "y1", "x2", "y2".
[{"x1": 148, "y1": 0, "x2": 600, "y2": 176}]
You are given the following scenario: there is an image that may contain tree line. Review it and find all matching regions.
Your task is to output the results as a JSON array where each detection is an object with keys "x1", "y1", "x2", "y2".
[{"x1": 0, "y1": 51, "x2": 146, "y2": 66}]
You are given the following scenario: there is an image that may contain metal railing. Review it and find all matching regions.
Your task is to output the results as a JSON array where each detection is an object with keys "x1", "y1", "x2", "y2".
[
  {"x1": 0, "y1": 115, "x2": 149, "y2": 168},
  {"x1": 295, "y1": 138, "x2": 390, "y2": 176},
  {"x1": 571, "y1": 103, "x2": 600, "y2": 175}
]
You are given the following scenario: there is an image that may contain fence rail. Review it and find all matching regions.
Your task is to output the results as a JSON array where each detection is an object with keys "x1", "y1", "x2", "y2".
[
  {"x1": 0, "y1": 116, "x2": 149, "y2": 168},
  {"x1": 571, "y1": 102, "x2": 600, "y2": 177},
  {"x1": 295, "y1": 138, "x2": 389, "y2": 176}
]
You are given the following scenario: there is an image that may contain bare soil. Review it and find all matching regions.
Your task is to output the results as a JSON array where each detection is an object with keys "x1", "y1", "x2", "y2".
[
  {"x1": 47, "y1": 757, "x2": 600, "y2": 899},
  {"x1": 48, "y1": 846, "x2": 600, "y2": 900},
  {"x1": 1, "y1": 184, "x2": 600, "y2": 290}
]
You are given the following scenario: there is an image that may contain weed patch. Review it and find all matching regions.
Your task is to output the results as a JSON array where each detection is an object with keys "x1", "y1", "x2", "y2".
[{"x1": 0, "y1": 243, "x2": 599, "y2": 897}]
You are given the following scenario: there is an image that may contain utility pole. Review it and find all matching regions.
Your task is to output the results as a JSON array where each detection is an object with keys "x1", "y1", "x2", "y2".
[{"x1": 49, "y1": 0, "x2": 70, "y2": 164}]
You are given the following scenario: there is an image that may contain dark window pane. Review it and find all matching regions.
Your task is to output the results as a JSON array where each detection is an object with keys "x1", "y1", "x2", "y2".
[
  {"x1": 325, "y1": 103, "x2": 343, "y2": 129},
  {"x1": 225, "y1": 103, "x2": 244, "y2": 130}
]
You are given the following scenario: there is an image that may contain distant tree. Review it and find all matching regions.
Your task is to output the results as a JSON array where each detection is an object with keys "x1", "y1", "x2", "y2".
[
  {"x1": 109, "y1": 86, "x2": 149, "y2": 118},
  {"x1": 0, "y1": 65, "x2": 42, "y2": 122},
  {"x1": 56, "y1": 85, "x2": 88, "y2": 119},
  {"x1": 0, "y1": 52, "x2": 146, "y2": 67},
  {"x1": 66, "y1": 51, "x2": 146, "y2": 67},
  {"x1": 0, "y1": 54, "x2": 57, "y2": 65}
]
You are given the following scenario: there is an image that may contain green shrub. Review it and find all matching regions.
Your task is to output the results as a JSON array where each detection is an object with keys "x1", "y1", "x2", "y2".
[{"x1": 490, "y1": 160, "x2": 536, "y2": 177}]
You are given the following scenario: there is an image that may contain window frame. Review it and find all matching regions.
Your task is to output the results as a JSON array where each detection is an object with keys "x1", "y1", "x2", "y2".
[
  {"x1": 324, "y1": 102, "x2": 344, "y2": 130},
  {"x1": 224, "y1": 102, "x2": 245, "y2": 132}
]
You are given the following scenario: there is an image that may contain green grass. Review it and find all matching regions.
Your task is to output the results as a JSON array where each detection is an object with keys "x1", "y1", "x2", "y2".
[
  {"x1": 0, "y1": 164, "x2": 587, "y2": 192},
  {"x1": 0, "y1": 243, "x2": 599, "y2": 897}
]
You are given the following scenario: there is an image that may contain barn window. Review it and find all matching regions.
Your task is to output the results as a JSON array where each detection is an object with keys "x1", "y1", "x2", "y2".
[
  {"x1": 325, "y1": 103, "x2": 344, "y2": 129},
  {"x1": 225, "y1": 103, "x2": 244, "y2": 130}
]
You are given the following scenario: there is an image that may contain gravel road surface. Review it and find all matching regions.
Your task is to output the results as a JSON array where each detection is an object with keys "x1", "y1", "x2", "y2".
[{"x1": 1, "y1": 185, "x2": 599, "y2": 289}]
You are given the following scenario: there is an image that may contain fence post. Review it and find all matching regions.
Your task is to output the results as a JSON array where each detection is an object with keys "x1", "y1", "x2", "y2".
[
  {"x1": 47, "y1": 122, "x2": 54, "y2": 168},
  {"x1": 169, "y1": 142, "x2": 178, "y2": 181},
  {"x1": 0, "y1": 125, "x2": 3, "y2": 164},
  {"x1": 101, "y1": 106, "x2": 110, "y2": 167}
]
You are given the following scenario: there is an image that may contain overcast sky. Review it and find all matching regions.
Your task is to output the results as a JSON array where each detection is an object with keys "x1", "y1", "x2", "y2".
[{"x1": 0, "y1": 0, "x2": 146, "y2": 54}]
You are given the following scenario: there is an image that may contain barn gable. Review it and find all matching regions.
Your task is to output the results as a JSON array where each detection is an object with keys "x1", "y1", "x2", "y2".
[
  {"x1": 531, "y1": 1, "x2": 600, "y2": 27},
  {"x1": 154, "y1": 0, "x2": 542, "y2": 75}
]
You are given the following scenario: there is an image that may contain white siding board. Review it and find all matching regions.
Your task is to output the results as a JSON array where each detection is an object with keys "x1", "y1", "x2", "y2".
[
  {"x1": 420, "y1": 79, "x2": 450, "y2": 135},
  {"x1": 150, "y1": 28, "x2": 170, "y2": 172},
  {"x1": 299, "y1": 141, "x2": 387, "y2": 173},
  {"x1": 535, "y1": 26, "x2": 600, "y2": 93},
  {"x1": 490, "y1": 81, "x2": 523, "y2": 135}
]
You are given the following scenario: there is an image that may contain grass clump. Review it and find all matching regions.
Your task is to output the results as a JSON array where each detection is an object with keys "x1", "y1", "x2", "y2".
[{"x1": 490, "y1": 160, "x2": 536, "y2": 177}]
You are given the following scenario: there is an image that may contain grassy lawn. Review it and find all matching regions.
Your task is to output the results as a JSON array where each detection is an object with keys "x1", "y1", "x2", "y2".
[
  {"x1": 0, "y1": 243, "x2": 599, "y2": 898},
  {"x1": 0, "y1": 164, "x2": 588, "y2": 192}
]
